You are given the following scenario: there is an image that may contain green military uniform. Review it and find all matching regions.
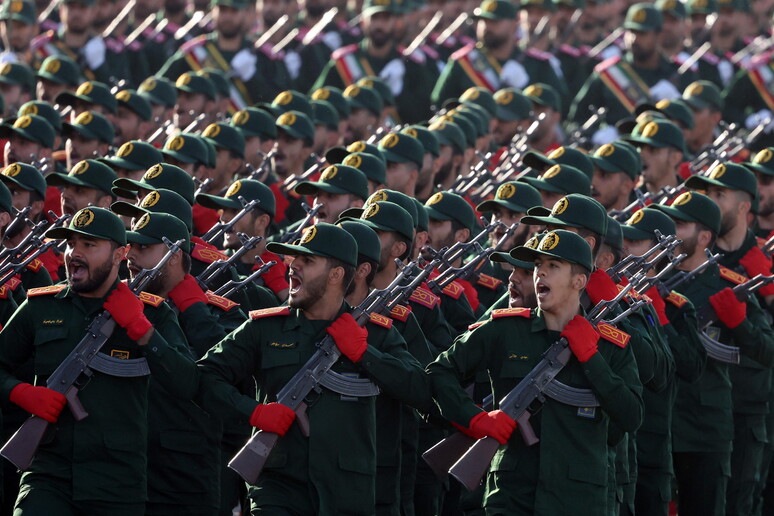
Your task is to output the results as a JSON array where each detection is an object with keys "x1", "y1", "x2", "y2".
[{"x1": 723, "y1": 62, "x2": 774, "y2": 150}]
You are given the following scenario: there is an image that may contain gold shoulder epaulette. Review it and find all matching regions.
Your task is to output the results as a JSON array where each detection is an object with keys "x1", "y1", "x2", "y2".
[
  {"x1": 205, "y1": 291, "x2": 239, "y2": 311},
  {"x1": 719, "y1": 265, "x2": 747, "y2": 285},
  {"x1": 492, "y1": 307, "x2": 531, "y2": 319},
  {"x1": 409, "y1": 287, "x2": 439, "y2": 309},
  {"x1": 27, "y1": 285, "x2": 65, "y2": 297},
  {"x1": 369, "y1": 312, "x2": 393, "y2": 329},
  {"x1": 476, "y1": 273, "x2": 502, "y2": 290},
  {"x1": 596, "y1": 322, "x2": 630, "y2": 348},
  {"x1": 250, "y1": 306, "x2": 290, "y2": 319},
  {"x1": 139, "y1": 291, "x2": 164, "y2": 307},
  {"x1": 389, "y1": 304, "x2": 411, "y2": 322},
  {"x1": 666, "y1": 291, "x2": 688, "y2": 308}
]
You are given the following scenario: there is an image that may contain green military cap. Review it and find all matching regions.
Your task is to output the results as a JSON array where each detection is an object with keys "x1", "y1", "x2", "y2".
[
  {"x1": 276, "y1": 110, "x2": 315, "y2": 145},
  {"x1": 138, "y1": 76, "x2": 177, "y2": 108},
  {"x1": 162, "y1": 133, "x2": 211, "y2": 166},
  {"x1": 295, "y1": 164, "x2": 369, "y2": 200},
  {"x1": 311, "y1": 100, "x2": 340, "y2": 130},
  {"x1": 0, "y1": 114, "x2": 55, "y2": 148},
  {"x1": 457, "y1": 104, "x2": 491, "y2": 136},
  {"x1": 651, "y1": 191, "x2": 721, "y2": 234},
  {"x1": 342, "y1": 152, "x2": 387, "y2": 185},
  {"x1": 524, "y1": 83, "x2": 561, "y2": 112},
  {"x1": 624, "y1": 3, "x2": 663, "y2": 31},
  {"x1": 450, "y1": 109, "x2": 486, "y2": 139},
  {"x1": 230, "y1": 107, "x2": 277, "y2": 140},
  {"x1": 112, "y1": 188, "x2": 193, "y2": 233},
  {"x1": 474, "y1": 0, "x2": 518, "y2": 20},
  {"x1": 589, "y1": 142, "x2": 640, "y2": 180},
  {"x1": 521, "y1": 0, "x2": 556, "y2": 11},
  {"x1": 458, "y1": 87, "x2": 497, "y2": 118},
  {"x1": 63, "y1": 110, "x2": 115, "y2": 144},
  {"x1": 684, "y1": 162, "x2": 758, "y2": 199},
  {"x1": 102, "y1": 140, "x2": 163, "y2": 171},
  {"x1": 352, "y1": 201, "x2": 415, "y2": 241},
  {"x1": 523, "y1": 164, "x2": 592, "y2": 196},
  {"x1": 47, "y1": 206, "x2": 126, "y2": 246},
  {"x1": 338, "y1": 187, "x2": 419, "y2": 226},
  {"x1": 115, "y1": 89, "x2": 151, "y2": 121},
  {"x1": 478, "y1": 180, "x2": 543, "y2": 213},
  {"x1": 655, "y1": 0, "x2": 687, "y2": 18},
  {"x1": 604, "y1": 216, "x2": 623, "y2": 250},
  {"x1": 57, "y1": 81, "x2": 117, "y2": 114},
  {"x1": 635, "y1": 98, "x2": 695, "y2": 130},
  {"x1": 682, "y1": 80, "x2": 723, "y2": 111},
  {"x1": 625, "y1": 118, "x2": 685, "y2": 154},
  {"x1": 553, "y1": 0, "x2": 586, "y2": 8},
  {"x1": 343, "y1": 84, "x2": 383, "y2": 118},
  {"x1": 425, "y1": 191, "x2": 476, "y2": 231},
  {"x1": 174, "y1": 72, "x2": 215, "y2": 101},
  {"x1": 0, "y1": 62, "x2": 34, "y2": 90},
  {"x1": 197, "y1": 68, "x2": 230, "y2": 98},
  {"x1": 202, "y1": 122, "x2": 246, "y2": 158},
  {"x1": 491, "y1": 249, "x2": 535, "y2": 270},
  {"x1": 363, "y1": 0, "x2": 401, "y2": 15},
  {"x1": 401, "y1": 125, "x2": 440, "y2": 157},
  {"x1": 0, "y1": 0, "x2": 36, "y2": 24},
  {"x1": 338, "y1": 220, "x2": 382, "y2": 263},
  {"x1": 493, "y1": 88, "x2": 533, "y2": 121},
  {"x1": 47, "y1": 159, "x2": 117, "y2": 195},
  {"x1": 35, "y1": 55, "x2": 80, "y2": 87},
  {"x1": 189, "y1": 134, "x2": 217, "y2": 168},
  {"x1": 521, "y1": 193, "x2": 609, "y2": 236},
  {"x1": 621, "y1": 207, "x2": 676, "y2": 241},
  {"x1": 113, "y1": 163, "x2": 196, "y2": 205},
  {"x1": 428, "y1": 118, "x2": 466, "y2": 154},
  {"x1": 267, "y1": 222, "x2": 359, "y2": 267},
  {"x1": 326, "y1": 141, "x2": 385, "y2": 165},
  {"x1": 413, "y1": 197, "x2": 428, "y2": 232},
  {"x1": 0, "y1": 162, "x2": 47, "y2": 198},
  {"x1": 378, "y1": 132, "x2": 424, "y2": 168},
  {"x1": 211, "y1": 0, "x2": 248, "y2": 8},
  {"x1": 686, "y1": 0, "x2": 718, "y2": 14},
  {"x1": 196, "y1": 178, "x2": 276, "y2": 217},
  {"x1": 18, "y1": 101, "x2": 63, "y2": 132},
  {"x1": 126, "y1": 212, "x2": 191, "y2": 252},
  {"x1": 357, "y1": 76, "x2": 395, "y2": 107},
  {"x1": 0, "y1": 180, "x2": 12, "y2": 214},
  {"x1": 270, "y1": 90, "x2": 313, "y2": 117},
  {"x1": 744, "y1": 147, "x2": 774, "y2": 176},
  {"x1": 443, "y1": 113, "x2": 476, "y2": 148},
  {"x1": 511, "y1": 229, "x2": 593, "y2": 271},
  {"x1": 311, "y1": 86, "x2": 350, "y2": 118},
  {"x1": 523, "y1": 146, "x2": 595, "y2": 178},
  {"x1": 717, "y1": 0, "x2": 736, "y2": 9}
]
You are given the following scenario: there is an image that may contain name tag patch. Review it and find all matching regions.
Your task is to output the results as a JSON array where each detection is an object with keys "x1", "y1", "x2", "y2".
[{"x1": 577, "y1": 407, "x2": 596, "y2": 419}]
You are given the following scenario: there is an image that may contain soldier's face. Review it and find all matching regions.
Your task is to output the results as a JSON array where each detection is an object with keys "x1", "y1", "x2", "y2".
[
  {"x1": 622, "y1": 237, "x2": 654, "y2": 259},
  {"x1": 4, "y1": 134, "x2": 42, "y2": 165},
  {"x1": 60, "y1": 2, "x2": 95, "y2": 33},
  {"x1": 625, "y1": 29, "x2": 659, "y2": 62},
  {"x1": 592, "y1": 168, "x2": 632, "y2": 211},
  {"x1": 214, "y1": 6, "x2": 244, "y2": 38},
  {"x1": 66, "y1": 134, "x2": 104, "y2": 165},
  {"x1": 36, "y1": 78, "x2": 68, "y2": 104},
  {"x1": 674, "y1": 219, "x2": 702, "y2": 258},
  {"x1": 363, "y1": 11, "x2": 395, "y2": 47},
  {"x1": 259, "y1": 0, "x2": 289, "y2": 26},
  {"x1": 539, "y1": 189, "x2": 564, "y2": 209},
  {"x1": 660, "y1": 13, "x2": 686, "y2": 49},
  {"x1": 427, "y1": 218, "x2": 456, "y2": 252},
  {"x1": 0, "y1": 20, "x2": 36, "y2": 52},
  {"x1": 489, "y1": 206, "x2": 528, "y2": 249},
  {"x1": 533, "y1": 255, "x2": 578, "y2": 312},
  {"x1": 477, "y1": 19, "x2": 516, "y2": 49},
  {"x1": 756, "y1": 171, "x2": 774, "y2": 218},
  {"x1": 175, "y1": 91, "x2": 208, "y2": 129},
  {"x1": 287, "y1": 254, "x2": 331, "y2": 310},
  {"x1": 508, "y1": 265, "x2": 537, "y2": 309},
  {"x1": 114, "y1": 107, "x2": 146, "y2": 145},
  {"x1": 126, "y1": 241, "x2": 169, "y2": 294},
  {"x1": 313, "y1": 190, "x2": 356, "y2": 224},
  {"x1": 705, "y1": 185, "x2": 745, "y2": 238},
  {"x1": 65, "y1": 234, "x2": 121, "y2": 294},
  {"x1": 385, "y1": 161, "x2": 417, "y2": 194},
  {"x1": 60, "y1": 184, "x2": 107, "y2": 215},
  {"x1": 220, "y1": 207, "x2": 258, "y2": 249},
  {"x1": 274, "y1": 131, "x2": 309, "y2": 176},
  {"x1": 639, "y1": 144, "x2": 673, "y2": 185}
]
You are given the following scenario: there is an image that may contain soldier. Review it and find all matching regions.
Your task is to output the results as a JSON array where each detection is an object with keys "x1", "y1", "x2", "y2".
[
  {"x1": 624, "y1": 118, "x2": 686, "y2": 196},
  {"x1": 56, "y1": 80, "x2": 117, "y2": 123},
  {"x1": 315, "y1": 0, "x2": 435, "y2": 125},
  {"x1": 159, "y1": 0, "x2": 291, "y2": 107},
  {"x1": 523, "y1": 163, "x2": 592, "y2": 208},
  {"x1": 745, "y1": 147, "x2": 774, "y2": 237},
  {"x1": 294, "y1": 163, "x2": 368, "y2": 224},
  {"x1": 570, "y1": 3, "x2": 697, "y2": 128},
  {"x1": 47, "y1": 158, "x2": 116, "y2": 215},
  {"x1": 651, "y1": 191, "x2": 774, "y2": 516},
  {"x1": 376, "y1": 131, "x2": 424, "y2": 198},
  {"x1": 683, "y1": 162, "x2": 774, "y2": 516},
  {"x1": 427, "y1": 228, "x2": 643, "y2": 515},
  {"x1": 523, "y1": 82, "x2": 564, "y2": 152},
  {"x1": 589, "y1": 141, "x2": 640, "y2": 211},
  {"x1": 170, "y1": 72, "x2": 216, "y2": 131},
  {"x1": 0, "y1": 206, "x2": 197, "y2": 514},
  {"x1": 0, "y1": 113, "x2": 55, "y2": 167},
  {"x1": 34, "y1": 55, "x2": 81, "y2": 104},
  {"x1": 342, "y1": 84, "x2": 383, "y2": 144},
  {"x1": 137, "y1": 75, "x2": 177, "y2": 128},
  {"x1": 112, "y1": 89, "x2": 153, "y2": 145},
  {"x1": 61, "y1": 111, "x2": 113, "y2": 168},
  {"x1": 200, "y1": 122, "x2": 246, "y2": 196},
  {"x1": 681, "y1": 80, "x2": 724, "y2": 156},
  {"x1": 197, "y1": 222, "x2": 426, "y2": 514},
  {"x1": 0, "y1": 0, "x2": 39, "y2": 66},
  {"x1": 431, "y1": 0, "x2": 564, "y2": 110},
  {"x1": 0, "y1": 62, "x2": 34, "y2": 117},
  {"x1": 491, "y1": 87, "x2": 534, "y2": 148},
  {"x1": 102, "y1": 140, "x2": 163, "y2": 182},
  {"x1": 229, "y1": 107, "x2": 278, "y2": 173}
]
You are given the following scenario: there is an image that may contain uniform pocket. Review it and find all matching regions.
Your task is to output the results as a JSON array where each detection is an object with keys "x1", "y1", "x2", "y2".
[
  {"x1": 159, "y1": 429, "x2": 207, "y2": 454},
  {"x1": 567, "y1": 462, "x2": 607, "y2": 486},
  {"x1": 261, "y1": 348, "x2": 300, "y2": 369},
  {"x1": 338, "y1": 452, "x2": 374, "y2": 475},
  {"x1": 32, "y1": 327, "x2": 70, "y2": 375}
]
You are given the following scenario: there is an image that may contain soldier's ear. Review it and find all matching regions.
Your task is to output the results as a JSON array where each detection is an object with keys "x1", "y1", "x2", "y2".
[{"x1": 574, "y1": 272, "x2": 588, "y2": 291}]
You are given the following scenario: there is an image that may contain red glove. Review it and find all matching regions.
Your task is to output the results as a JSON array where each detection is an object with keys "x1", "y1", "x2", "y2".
[
  {"x1": 586, "y1": 269, "x2": 619, "y2": 305},
  {"x1": 9, "y1": 383, "x2": 66, "y2": 423},
  {"x1": 646, "y1": 286, "x2": 670, "y2": 326},
  {"x1": 468, "y1": 410, "x2": 517, "y2": 444},
  {"x1": 190, "y1": 236, "x2": 218, "y2": 251},
  {"x1": 249, "y1": 403, "x2": 296, "y2": 435},
  {"x1": 740, "y1": 247, "x2": 774, "y2": 296},
  {"x1": 326, "y1": 313, "x2": 368, "y2": 362},
  {"x1": 561, "y1": 315, "x2": 600, "y2": 363},
  {"x1": 103, "y1": 282, "x2": 153, "y2": 341},
  {"x1": 168, "y1": 274, "x2": 207, "y2": 312},
  {"x1": 709, "y1": 287, "x2": 746, "y2": 329}
]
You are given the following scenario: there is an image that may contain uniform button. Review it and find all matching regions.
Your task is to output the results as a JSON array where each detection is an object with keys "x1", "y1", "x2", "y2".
[{"x1": 152, "y1": 347, "x2": 158, "y2": 352}]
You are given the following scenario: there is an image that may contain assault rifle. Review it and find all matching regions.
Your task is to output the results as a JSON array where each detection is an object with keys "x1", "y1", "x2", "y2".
[
  {"x1": 423, "y1": 280, "x2": 646, "y2": 489},
  {"x1": 276, "y1": 202, "x2": 321, "y2": 244},
  {"x1": 228, "y1": 257, "x2": 426, "y2": 485},
  {"x1": 0, "y1": 237, "x2": 184, "y2": 471},
  {"x1": 200, "y1": 197, "x2": 261, "y2": 245},
  {"x1": 610, "y1": 186, "x2": 685, "y2": 222},
  {"x1": 212, "y1": 258, "x2": 278, "y2": 300},
  {"x1": 280, "y1": 154, "x2": 325, "y2": 194},
  {"x1": 654, "y1": 249, "x2": 721, "y2": 298},
  {"x1": 694, "y1": 273, "x2": 774, "y2": 364},
  {"x1": 606, "y1": 231, "x2": 680, "y2": 283},
  {"x1": 196, "y1": 233, "x2": 262, "y2": 291}
]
